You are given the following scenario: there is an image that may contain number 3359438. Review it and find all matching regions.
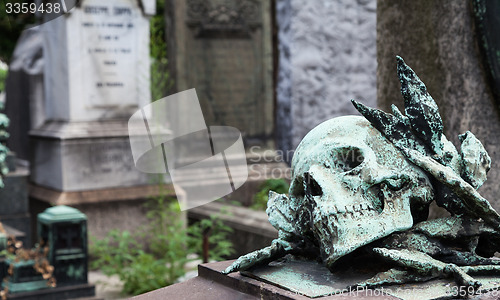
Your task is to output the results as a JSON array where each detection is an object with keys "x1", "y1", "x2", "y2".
[{"x1": 5, "y1": 2, "x2": 63, "y2": 14}]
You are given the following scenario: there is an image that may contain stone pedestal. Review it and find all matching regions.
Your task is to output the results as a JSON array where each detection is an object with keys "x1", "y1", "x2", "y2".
[
  {"x1": 3, "y1": 284, "x2": 97, "y2": 300},
  {"x1": 30, "y1": 121, "x2": 155, "y2": 192}
]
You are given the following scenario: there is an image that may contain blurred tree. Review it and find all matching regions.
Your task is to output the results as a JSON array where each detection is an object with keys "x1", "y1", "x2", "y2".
[{"x1": 0, "y1": 0, "x2": 36, "y2": 63}]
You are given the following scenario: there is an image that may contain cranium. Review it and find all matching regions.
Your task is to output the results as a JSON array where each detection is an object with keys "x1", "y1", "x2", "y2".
[{"x1": 289, "y1": 115, "x2": 434, "y2": 267}]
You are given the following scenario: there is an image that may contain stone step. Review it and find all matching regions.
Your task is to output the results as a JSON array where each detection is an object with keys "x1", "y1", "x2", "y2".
[{"x1": 170, "y1": 160, "x2": 290, "y2": 207}]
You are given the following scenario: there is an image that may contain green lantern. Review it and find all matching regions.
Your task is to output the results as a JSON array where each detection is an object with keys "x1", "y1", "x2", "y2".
[{"x1": 37, "y1": 205, "x2": 88, "y2": 286}]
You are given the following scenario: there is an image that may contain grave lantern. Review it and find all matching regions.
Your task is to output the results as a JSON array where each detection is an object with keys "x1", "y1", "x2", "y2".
[{"x1": 37, "y1": 205, "x2": 88, "y2": 286}]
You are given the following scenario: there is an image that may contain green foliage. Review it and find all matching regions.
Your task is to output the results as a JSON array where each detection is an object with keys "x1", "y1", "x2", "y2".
[
  {"x1": 119, "y1": 252, "x2": 170, "y2": 296},
  {"x1": 150, "y1": 0, "x2": 172, "y2": 101},
  {"x1": 0, "y1": 0, "x2": 35, "y2": 63},
  {"x1": 90, "y1": 230, "x2": 142, "y2": 275},
  {"x1": 89, "y1": 198, "x2": 187, "y2": 296},
  {"x1": 142, "y1": 195, "x2": 190, "y2": 285},
  {"x1": 90, "y1": 195, "x2": 234, "y2": 296},
  {"x1": 251, "y1": 179, "x2": 290, "y2": 210},
  {"x1": 91, "y1": 234, "x2": 173, "y2": 297}
]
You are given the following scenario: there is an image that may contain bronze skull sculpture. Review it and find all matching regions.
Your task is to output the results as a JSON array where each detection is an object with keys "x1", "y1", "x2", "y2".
[
  {"x1": 223, "y1": 57, "x2": 500, "y2": 293},
  {"x1": 286, "y1": 115, "x2": 434, "y2": 267}
]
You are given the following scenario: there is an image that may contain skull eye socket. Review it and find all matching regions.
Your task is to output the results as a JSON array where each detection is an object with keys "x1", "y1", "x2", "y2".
[
  {"x1": 331, "y1": 147, "x2": 364, "y2": 172},
  {"x1": 304, "y1": 172, "x2": 323, "y2": 197},
  {"x1": 290, "y1": 177, "x2": 305, "y2": 198}
]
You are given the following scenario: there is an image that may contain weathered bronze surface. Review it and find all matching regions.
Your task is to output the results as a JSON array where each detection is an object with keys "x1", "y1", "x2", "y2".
[
  {"x1": 224, "y1": 57, "x2": 500, "y2": 297},
  {"x1": 245, "y1": 257, "x2": 500, "y2": 299}
]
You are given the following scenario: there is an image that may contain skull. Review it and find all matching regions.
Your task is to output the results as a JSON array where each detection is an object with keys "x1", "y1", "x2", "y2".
[{"x1": 289, "y1": 116, "x2": 434, "y2": 267}]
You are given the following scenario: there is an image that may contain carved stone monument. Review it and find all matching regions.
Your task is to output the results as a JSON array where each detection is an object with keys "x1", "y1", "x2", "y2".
[{"x1": 166, "y1": 0, "x2": 274, "y2": 148}]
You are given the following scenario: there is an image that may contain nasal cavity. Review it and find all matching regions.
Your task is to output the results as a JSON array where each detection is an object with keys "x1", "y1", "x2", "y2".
[{"x1": 366, "y1": 184, "x2": 385, "y2": 214}]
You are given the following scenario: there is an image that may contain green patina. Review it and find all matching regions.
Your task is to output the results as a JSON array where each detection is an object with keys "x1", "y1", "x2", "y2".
[
  {"x1": 224, "y1": 57, "x2": 500, "y2": 297},
  {"x1": 2, "y1": 259, "x2": 50, "y2": 293}
]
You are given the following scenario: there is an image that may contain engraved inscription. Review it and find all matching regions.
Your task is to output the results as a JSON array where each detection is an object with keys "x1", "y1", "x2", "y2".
[
  {"x1": 186, "y1": 0, "x2": 261, "y2": 37},
  {"x1": 81, "y1": 0, "x2": 139, "y2": 107}
]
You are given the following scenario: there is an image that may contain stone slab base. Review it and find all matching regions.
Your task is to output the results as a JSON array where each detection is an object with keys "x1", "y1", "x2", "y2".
[
  {"x1": 29, "y1": 184, "x2": 175, "y2": 206},
  {"x1": 133, "y1": 261, "x2": 500, "y2": 300},
  {"x1": 131, "y1": 261, "x2": 393, "y2": 300},
  {"x1": 6, "y1": 283, "x2": 97, "y2": 300}
]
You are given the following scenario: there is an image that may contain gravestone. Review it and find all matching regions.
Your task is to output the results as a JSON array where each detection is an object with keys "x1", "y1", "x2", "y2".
[
  {"x1": 377, "y1": 0, "x2": 500, "y2": 212},
  {"x1": 32, "y1": 0, "x2": 154, "y2": 191},
  {"x1": 28, "y1": 0, "x2": 158, "y2": 239},
  {"x1": 166, "y1": 0, "x2": 292, "y2": 211},
  {"x1": 275, "y1": 0, "x2": 377, "y2": 155},
  {"x1": 166, "y1": 0, "x2": 274, "y2": 148}
]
